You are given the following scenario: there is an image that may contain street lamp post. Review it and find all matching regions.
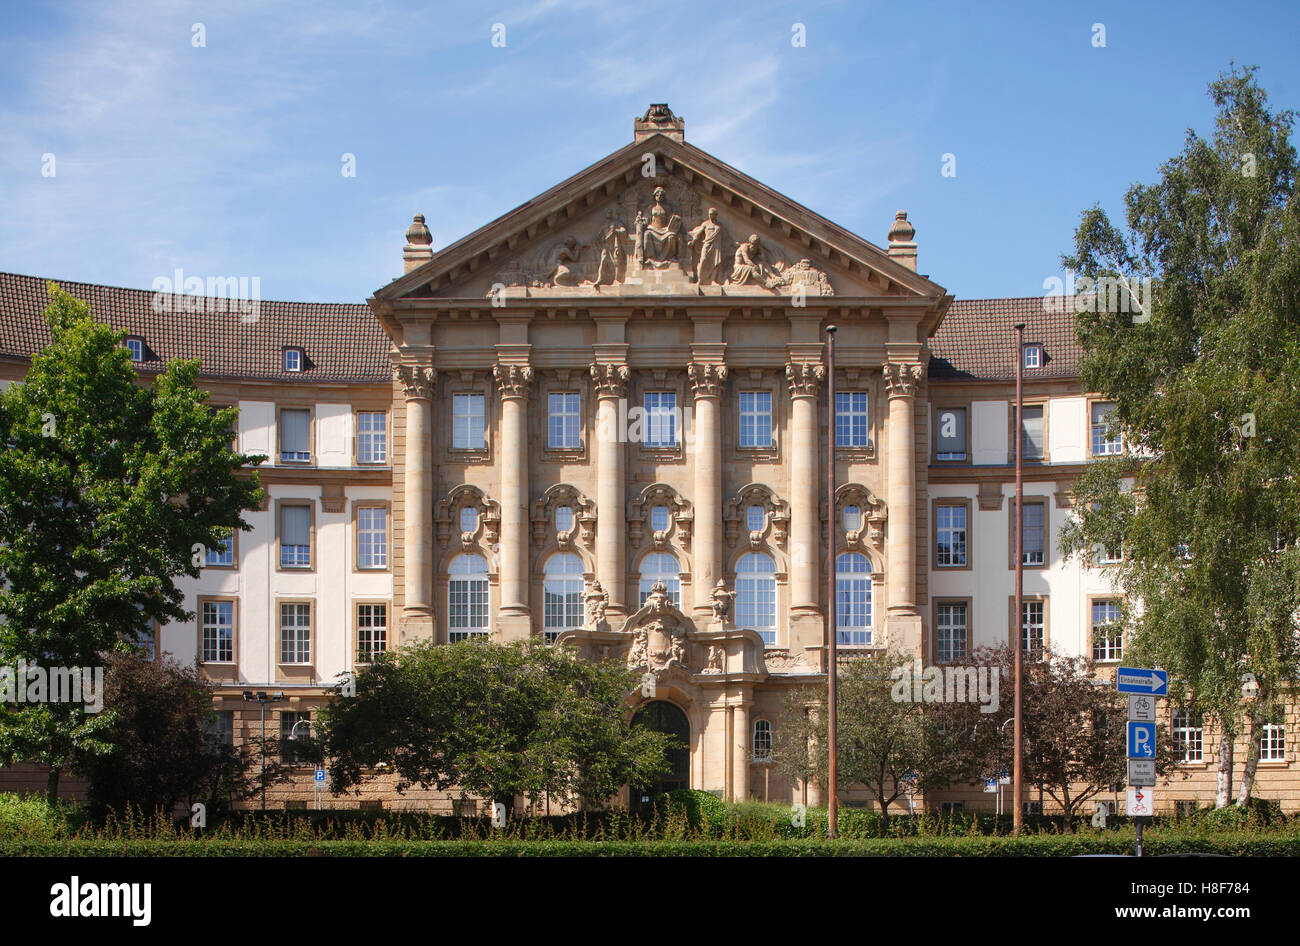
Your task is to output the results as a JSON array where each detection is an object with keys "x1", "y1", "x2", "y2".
[
  {"x1": 825, "y1": 324, "x2": 838, "y2": 840},
  {"x1": 1013, "y1": 323, "x2": 1025, "y2": 835},
  {"x1": 242, "y1": 690, "x2": 284, "y2": 812}
]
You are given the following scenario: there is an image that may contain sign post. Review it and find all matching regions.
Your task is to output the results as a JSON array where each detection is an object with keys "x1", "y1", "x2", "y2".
[
  {"x1": 313, "y1": 767, "x2": 325, "y2": 811},
  {"x1": 1119, "y1": 667, "x2": 1166, "y2": 856}
]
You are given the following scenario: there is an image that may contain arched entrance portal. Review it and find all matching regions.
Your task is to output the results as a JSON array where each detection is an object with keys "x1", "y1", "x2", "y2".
[{"x1": 630, "y1": 700, "x2": 690, "y2": 810}]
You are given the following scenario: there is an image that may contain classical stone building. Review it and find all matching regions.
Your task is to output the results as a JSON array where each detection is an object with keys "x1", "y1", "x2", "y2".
[{"x1": 0, "y1": 105, "x2": 1294, "y2": 813}]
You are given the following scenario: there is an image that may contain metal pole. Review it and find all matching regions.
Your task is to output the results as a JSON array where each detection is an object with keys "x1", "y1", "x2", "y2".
[
  {"x1": 826, "y1": 324, "x2": 838, "y2": 840},
  {"x1": 260, "y1": 701, "x2": 267, "y2": 812},
  {"x1": 1135, "y1": 816, "x2": 1144, "y2": 857},
  {"x1": 1013, "y1": 323, "x2": 1025, "y2": 835}
]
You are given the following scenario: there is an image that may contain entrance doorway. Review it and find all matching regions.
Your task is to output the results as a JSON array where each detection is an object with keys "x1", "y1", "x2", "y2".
[{"x1": 630, "y1": 700, "x2": 690, "y2": 810}]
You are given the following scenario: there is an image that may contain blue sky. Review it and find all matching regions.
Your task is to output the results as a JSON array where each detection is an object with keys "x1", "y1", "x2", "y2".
[{"x1": 2, "y1": 0, "x2": 1297, "y2": 303}]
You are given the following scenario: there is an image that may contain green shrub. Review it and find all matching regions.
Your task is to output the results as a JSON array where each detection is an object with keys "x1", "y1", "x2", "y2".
[
  {"x1": 653, "y1": 789, "x2": 730, "y2": 835},
  {"x1": 0, "y1": 792, "x2": 74, "y2": 840}
]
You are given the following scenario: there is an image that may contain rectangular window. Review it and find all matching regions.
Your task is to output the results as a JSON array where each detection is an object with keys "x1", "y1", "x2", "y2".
[
  {"x1": 1021, "y1": 501, "x2": 1046, "y2": 566},
  {"x1": 1173, "y1": 710, "x2": 1203, "y2": 764},
  {"x1": 1091, "y1": 599, "x2": 1123, "y2": 661},
  {"x1": 1023, "y1": 345, "x2": 1042, "y2": 369},
  {"x1": 356, "y1": 603, "x2": 388, "y2": 662},
  {"x1": 1091, "y1": 401, "x2": 1122, "y2": 456},
  {"x1": 448, "y1": 577, "x2": 489, "y2": 640},
  {"x1": 280, "y1": 711, "x2": 311, "y2": 764},
  {"x1": 205, "y1": 710, "x2": 234, "y2": 748},
  {"x1": 279, "y1": 408, "x2": 311, "y2": 462},
  {"x1": 835, "y1": 391, "x2": 870, "y2": 448},
  {"x1": 1261, "y1": 723, "x2": 1286, "y2": 762},
  {"x1": 283, "y1": 349, "x2": 302, "y2": 373},
  {"x1": 736, "y1": 578, "x2": 777, "y2": 646},
  {"x1": 452, "y1": 393, "x2": 486, "y2": 450},
  {"x1": 1020, "y1": 600, "x2": 1045, "y2": 658},
  {"x1": 279, "y1": 602, "x2": 312, "y2": 664},
  {"x1": 935, "y1": 503, "x2": 968, "y2": 567},
  {"x1": 1016, "y1": 404, "x2": 1045, "y2": 461},
  {"x1": 738, "y1": 391, "x2": 773, "y2": 448},
  {"x1": 548, "y1": 393, "x2": 581, "y2": 449},
  {"x1": 1098, "y1": 541, "x2": 1123, "y2": 564},
  {"x1": 201, "y1": 600, "x2": 234, "y2": 663},
  {"x1": 205, "y1": 533, "x2": 234, "y2": 567},
  {"x1": 356, "y1": 411, "x2": 387, "y2": 464},
  {"x1": 357, "y1": 506, "x2": 388, "y2": 569},
  {"x1": 644, "y1": 391, "x2": 677, "y2": 447},
  {"x1": 125, "y1": 338, "x2": 144, "y2": 362},
  {"x1": 935, "y1": 601, "x2": 968, "y2": 664},
  {"x1": 280, "y1": 504, "x2": 311, "y2": 568},
  {"x1": 934, "y1": 407, "x2": 967, "y2": 461}
]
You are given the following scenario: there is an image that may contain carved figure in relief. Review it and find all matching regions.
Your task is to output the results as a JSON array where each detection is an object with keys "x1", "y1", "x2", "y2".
[
  {"x1": 710, "y1": 579, "x2": 736, "y2": 623},
  {"x1": 729, "y1": 234, "x2": 774, "y2": 286},
  {"x1": 544, "y1": 236, "x2": 582, "y2": 287},
  {"x1": 688, "y1": 207, "x2": 727, "y2": 285},
  {"x1": 635, "y1": 186, "x2": 685, "y2": 269},
  {"x1": 769, "y1": 257, "x2": 835, "y2": 296},
  {"x1": 702, "y1": 644, "x2": 724, "y2": 674},
  {"x1": 585, "y1": 579, "x2": 609, "y2": 626},
  {"x1": 593, "y1": 211, "x2": 628, "y2": 285}
]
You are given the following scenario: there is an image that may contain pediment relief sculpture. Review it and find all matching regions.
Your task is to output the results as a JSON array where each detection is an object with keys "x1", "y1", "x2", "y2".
[{"x1": 480, "y1": 179, "x2": 839, "y2": 299}]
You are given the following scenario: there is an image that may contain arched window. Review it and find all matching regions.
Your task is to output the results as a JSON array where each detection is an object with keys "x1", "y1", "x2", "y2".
[
  {"x1": 639, "y1": 553, "x2": 681, "y2": 607},
  {"x1": 543, "y1": 553, "x2": 584, "y2": 642},
  {"x1": 735, "y1": 552, "x2": 777, "y2": 645},
  {"x1": 448, "y1": 554, "x2": 488, "y2": 641},
  {"x1": 459, "y1": 506, "x2": 477, "y2": 533},
  {"x1": 650, "y1": 505, "x2": 670, "y2": 533},
  {"x1": 746, "y1": 504, "x2": 765, "y2": 533},
  {"x1": 555, "y1": 506, "x2": 574, "y2": 533},
  {"x1": 752, "y1": 719, "x2": 773, "y2": 762},
  {"x1": 835, "y1": 552, "x2": 872, "y2": 646}
]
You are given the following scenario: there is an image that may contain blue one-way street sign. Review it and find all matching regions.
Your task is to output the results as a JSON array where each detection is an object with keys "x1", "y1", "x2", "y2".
[
  {"x1": 1117, "y1": 667, "x2": 1167, "y2": 695},
  {"x1": 1128, "y1": 721, "x2": 1156, "y2": 759}
]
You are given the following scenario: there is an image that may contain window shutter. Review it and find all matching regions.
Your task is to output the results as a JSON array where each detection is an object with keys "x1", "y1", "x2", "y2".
[{"x1": 936, "y1": 407, "x2": 966, "y2": 456}]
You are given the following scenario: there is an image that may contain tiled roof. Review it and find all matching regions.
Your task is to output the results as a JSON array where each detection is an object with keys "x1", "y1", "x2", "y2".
[
  {"x1": 0, "y1": 273, "x2": 1078, "y2": 384},
  {"x1": 0, "y1": 272, "x2": 390, "y2": 384},
  {"x1": 929, "y1": 296, "x2": 1082, "y2": 381}
]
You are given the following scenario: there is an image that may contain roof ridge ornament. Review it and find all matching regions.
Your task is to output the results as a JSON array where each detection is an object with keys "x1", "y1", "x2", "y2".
[{"x1": 634, "y1": 104, "x2": 684, "y2": 143}]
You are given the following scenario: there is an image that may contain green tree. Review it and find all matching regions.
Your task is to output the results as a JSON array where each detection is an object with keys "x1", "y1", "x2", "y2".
[
  {"x1": 318, "y1": 639, "x2": 673, "y2": 815},
  {"x1": 1059, "y1": 65, "x2": 1300, "y2": 807},
  {"x1": 0, "y1": 283, "x2": 264, "y2": 803},
  {"x1": 76, "y1": 652, "x2": 259, "y2": 819},
  {"x1": 774, "y1": 650, "x2": 974, "y2": 830}
]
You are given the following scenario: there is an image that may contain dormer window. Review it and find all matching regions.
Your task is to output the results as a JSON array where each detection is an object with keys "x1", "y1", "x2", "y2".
[
  {"x1": 283, "y1": 348, "x2": 304, "y2": 373},
  {"x1": 1023, "y1": 344, "x2": 1042, "y2": 369},
  {"x1": 124, "y1": 337, "x2": 145, "y2": 362}
]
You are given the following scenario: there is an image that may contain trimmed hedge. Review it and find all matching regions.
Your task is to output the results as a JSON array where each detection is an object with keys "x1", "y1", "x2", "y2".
[{"x1": 4, "y1": 834, "x2": 1299, "y2": 856}]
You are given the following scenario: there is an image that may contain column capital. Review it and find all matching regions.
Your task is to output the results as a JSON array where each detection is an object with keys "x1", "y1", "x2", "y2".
[
  {"x1": 882, "y1": 361, "x2": 924, "y2": 399},
  {"x1": 395, "y1": 364, "x2": 437, "y2": 400},
  {"x1": 492, "y1": 362, "x2": 535, "y2": 399},
  {"x1": 785, "y1": 361, "x2": 825, "y2": 397},
  {"x1": 590, "y1": 362, "x2": 630, "y2": 398},
  {"x1": 687, "y1": 361, "x2": 728, "y2": 397}
]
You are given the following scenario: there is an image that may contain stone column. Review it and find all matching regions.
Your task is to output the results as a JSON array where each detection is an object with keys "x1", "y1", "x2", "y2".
[
  {"x1": 733, "y1": 700, "x2": 751, "y2": 803},
  {"x1": 786, "y1": 362, "x2": 825, "y2": 613},
  {"x1": 396, "y1": 365, "x2": 436, "y2": 640},
  {"x1": 591, "y1": 362, "x2": 630, "y2": 618},
  {"x1": 688, "y1": 362, "x2": 726, "y2": 617},
  {"x1": 493, "y1": 363, "x2": 533, "y2": 639},
  {"x1": 883, "y1": 361, "x2": 924, "y2": 654}
]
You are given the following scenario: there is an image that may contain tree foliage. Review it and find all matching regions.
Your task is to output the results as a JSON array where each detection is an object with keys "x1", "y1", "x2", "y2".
[
  {"x1": 0, "y1": 283, "x2": 264, "y2": 802},
  {"x1": 317, "y1": 639, "x2": 674, "y2": 813},
  {"x1": 1059, "y1": 65, "x2": 1300, "y2": 805}
]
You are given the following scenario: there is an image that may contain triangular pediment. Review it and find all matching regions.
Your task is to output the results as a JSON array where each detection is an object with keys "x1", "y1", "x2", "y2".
[{"x1": 374, "y1": 133, "x2": 946, "y2": 304}]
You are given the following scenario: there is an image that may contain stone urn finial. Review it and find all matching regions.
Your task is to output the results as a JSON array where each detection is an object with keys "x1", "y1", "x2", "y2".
[
  {"x1": 403, "y1": 213, "x2": 434, "y2": 273},
  {"x1": 887, "y1": 211, "x2": 917, "y2": 271}
]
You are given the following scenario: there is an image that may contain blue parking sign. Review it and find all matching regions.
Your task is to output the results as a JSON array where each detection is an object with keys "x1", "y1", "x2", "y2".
[{"x1": 1127, "y1": 721, "x2": 1155, "y2": 759}]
